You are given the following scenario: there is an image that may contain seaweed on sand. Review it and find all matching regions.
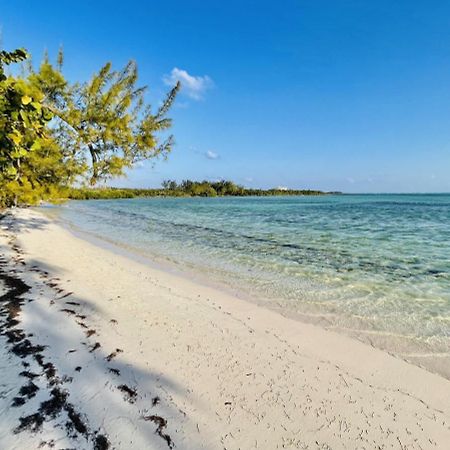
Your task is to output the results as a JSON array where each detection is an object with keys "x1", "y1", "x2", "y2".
[{"x1": 142, "y1": 415, "x2": 174, "y2": 449}]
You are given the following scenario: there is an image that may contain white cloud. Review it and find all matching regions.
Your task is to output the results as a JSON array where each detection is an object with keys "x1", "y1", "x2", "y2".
[
  {"x1": 163, "y1": 67, "x2": 213, "y2": 100},
  {"x1": 188, "y1": 146, "x2": 220, "y2": 160},
  {"x1": 205, "y1": 150, "x2": 220, "y2": 160},
  {"x1": 206, "y1": 176, "x2": 224, "y2": 182}
]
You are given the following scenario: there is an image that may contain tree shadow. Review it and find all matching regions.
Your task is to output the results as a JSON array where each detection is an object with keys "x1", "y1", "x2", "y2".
[
  {"x1": 0, "y1": 219, "x2": 210, "y2": 449},
  {"x1": 22, "y1": 296, "x2": 192, "y2": 449},
  {"x1": 1, "y1": 210, "x2": 50, "y2": 233}
]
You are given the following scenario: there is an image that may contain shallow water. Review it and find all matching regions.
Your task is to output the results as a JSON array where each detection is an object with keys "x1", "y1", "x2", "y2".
[{"x1": 52, "y1": 194, "x2": 450, "y2": 376}]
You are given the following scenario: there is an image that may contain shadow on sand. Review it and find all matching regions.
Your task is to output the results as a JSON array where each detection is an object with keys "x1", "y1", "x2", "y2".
[{"x1": 0, "y1": 212, "x2": 209, "y2": 449}]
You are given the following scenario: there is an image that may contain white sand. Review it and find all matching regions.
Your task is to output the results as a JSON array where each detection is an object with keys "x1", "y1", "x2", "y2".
[{"x1": 1, "y1": 207, "x2": 449, "y2": 449}]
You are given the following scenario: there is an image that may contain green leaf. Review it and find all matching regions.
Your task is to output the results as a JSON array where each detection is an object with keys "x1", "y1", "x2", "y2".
[
  {"x1": 42, "y1": 109, "x2": 53, "y2": 121},
  {"x1": 31, "y1": 102, "x2": 42, "y2": 111},
  {"x1": 30, "y1": 141, "x2": 41, "y2": 151},
  {"x1": 6, "y1": 166, "x2": 17, "y2": 176},
  {"x1": 7, "y1": 132, "x2": 22, "y2": 145},
  {"x1": 19, "y1": 110, "x2": 31, "y2": 127}
]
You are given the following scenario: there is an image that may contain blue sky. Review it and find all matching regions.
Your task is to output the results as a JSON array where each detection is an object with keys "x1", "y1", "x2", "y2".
[{"x1": 3, "y1": 0, "x2": 450, "y2": 192}]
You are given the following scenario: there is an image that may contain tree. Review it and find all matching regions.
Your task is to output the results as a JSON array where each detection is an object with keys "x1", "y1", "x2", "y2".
[
  {"x1": 29, "y1": 54, "x2": 180, "y2": 185},
  {"x1": 162, "y1": 179, "x2": 178, "y2": 190},
  {"x1": 180, "y1": 179, "x2": 194, "y2": 191},
  {"x1": 0, "y1": 46, "x2": 180, "y2": 207},
  {"x1": 0, "y1": 49, "x2": 78, "y2": 207},
  {"x1": 211, "y1": 180, "x2": 240, "y2": 195}
]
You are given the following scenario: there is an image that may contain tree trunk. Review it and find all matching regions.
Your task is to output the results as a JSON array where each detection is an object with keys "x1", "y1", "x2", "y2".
[{"x1": 88, "y1": 143, "x2": 98, "y2": 185}]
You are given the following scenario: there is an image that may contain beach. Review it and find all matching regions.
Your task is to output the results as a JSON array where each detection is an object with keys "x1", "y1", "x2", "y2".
[{"x1": 1, "y1": 207, "x2": 450, "y2": 449}]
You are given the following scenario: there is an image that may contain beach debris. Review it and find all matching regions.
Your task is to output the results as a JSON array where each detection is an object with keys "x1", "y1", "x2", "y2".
[
  {"x1": 117, "y1": 384, "x2": 137, "y2": 403},
  {"x1": 11, "y1": 397, "x2": 27, "y2": 407},
  {"x1": 38, "y1": 439, "x2": 55, "y2": 448},
  {"x1": 11, "y1": 339, "x2": 46, "y2": 358},
  {"x1": 142, "y1": 415, "x2": 173, "y2": 448},
  {"x1": 17, "y1": 381, "x2": 39, "y2": 399},
  {"x1": 94, "y1": 433, "x2": 110, "y2": 450},
  {"x1": 0, "y1": 236, "x2": 110, "y2": 448},
  {"x1": 19, "y1": 370, "x2": 40, "y2": 379},
  {"x1": 105, "y1": 348, "x2": 123, "y2": 361},
  {"x1": 15, "y1": 412, "x2": 45, "y2": 433},
  {"x1": 89, "y1": 342, "x2": 101, "y2": 352},
  {"x1": 85, "y1": 329, "x2": 96, "y2": 338},
  {"x1": 64, "y1": 300, "x2": 79, "y2": 305},
  {"x1": 42, "y1": 362, "x2": 56, "y2": 381}
]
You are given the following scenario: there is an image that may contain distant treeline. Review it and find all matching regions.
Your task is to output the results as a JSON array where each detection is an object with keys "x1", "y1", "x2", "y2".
[{"x1": 68, "y1": 180, "x2": 339, "y2": 200}]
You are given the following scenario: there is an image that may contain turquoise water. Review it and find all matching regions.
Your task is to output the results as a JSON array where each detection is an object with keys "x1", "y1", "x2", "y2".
[{"x1": 54, "y1": 194, "x2": 450, "y2": 375}]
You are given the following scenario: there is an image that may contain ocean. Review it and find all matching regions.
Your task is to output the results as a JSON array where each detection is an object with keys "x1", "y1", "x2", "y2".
[{"x1": 52, "y1": 194, "x2": 450, "y2": 377}]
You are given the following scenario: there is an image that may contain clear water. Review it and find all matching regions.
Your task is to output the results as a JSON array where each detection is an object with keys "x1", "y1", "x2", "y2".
[{"x1": 53, "y1": 194, "x2": 450, "y2": 376}]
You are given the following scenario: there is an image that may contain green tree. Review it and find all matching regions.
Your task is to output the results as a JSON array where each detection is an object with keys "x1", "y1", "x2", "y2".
[
  {"x1": 30, "y1": 55, "x2": 180, "y2": 185},
  {"x1": 162, "y1": 179, "x2": 178, "y2": 190},
  {"x1": 0, "y1": 49, "x2": 78, "y2": 207},
  {"x1": 0, "y1": 46, "x2": 180, "y2": 207}
]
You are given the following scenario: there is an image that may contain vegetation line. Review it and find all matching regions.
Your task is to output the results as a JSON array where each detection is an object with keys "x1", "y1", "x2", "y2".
[{"x1": 69, "y1": 180, "x2": 338, "y2": 199}]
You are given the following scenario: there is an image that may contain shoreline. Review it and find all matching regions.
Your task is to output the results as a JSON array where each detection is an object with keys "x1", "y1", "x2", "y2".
[
  {"x1": 1, "y1": 208, "x2": 450, "y2": 449},
  {"x1": 46, "y1": 203, "x2": 450, "y2": 381}
]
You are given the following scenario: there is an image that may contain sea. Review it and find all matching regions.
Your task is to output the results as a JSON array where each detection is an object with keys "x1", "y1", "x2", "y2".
[{"x1": 51, "y1": 194, "x2": 450, "y2": 378}]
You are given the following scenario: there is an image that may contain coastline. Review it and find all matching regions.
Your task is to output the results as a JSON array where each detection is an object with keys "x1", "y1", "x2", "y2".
[
  {"x1": 1, "y1": 207, "x2": 449, "y2": 449},
  {"x1": 49, "y1": 200, "x2": 450, "y2": 381}
]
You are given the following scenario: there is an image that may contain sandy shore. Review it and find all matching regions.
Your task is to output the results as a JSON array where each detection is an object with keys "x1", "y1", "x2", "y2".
[{"x1": 0, "y1": 208, "x2": 449, "y2": 449}]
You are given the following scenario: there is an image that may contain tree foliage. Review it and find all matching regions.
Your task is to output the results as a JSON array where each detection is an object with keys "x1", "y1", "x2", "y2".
[
  {"x1": 30, "y1": 55, "x2": 180, "y2": 185},
  {"x1": 68, "y1": 180, "x2": 331, "y2": 199},
  {"x1": 0, "y1": 49, "x2": 78, "y2": 207},
  {"x1": 159, "y1": 179, "x2": 328, "y2": 196},
  {"x1": 0, "y1": 46, "x2": 179, "y2": 207}
]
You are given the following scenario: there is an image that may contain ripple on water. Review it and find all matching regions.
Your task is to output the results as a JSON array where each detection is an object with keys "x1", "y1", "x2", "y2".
[{"x1": 49, "y1": 194, "x2": 450, "y2": 378}]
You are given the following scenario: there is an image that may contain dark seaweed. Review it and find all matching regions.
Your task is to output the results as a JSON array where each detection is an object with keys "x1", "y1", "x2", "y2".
[{"x1": 142, "y1": 415, "x2": 173, "y2": 448}]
